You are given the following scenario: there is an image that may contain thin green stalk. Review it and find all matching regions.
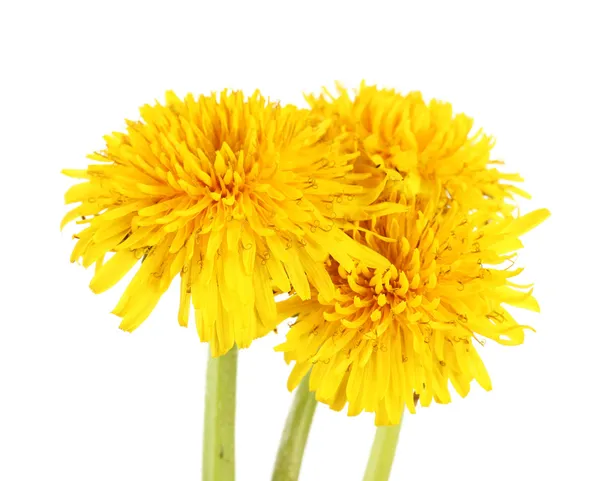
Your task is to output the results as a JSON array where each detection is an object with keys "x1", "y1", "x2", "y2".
[
  {"x1": 271, "y1": 374, "x2": 318, "y2": 481},
  {"x1": 202, "y1": 346, "x2": 238, "y2": 481},
  {"x1": 362, "y1": 412, "x2": 404, "y2": 481}
]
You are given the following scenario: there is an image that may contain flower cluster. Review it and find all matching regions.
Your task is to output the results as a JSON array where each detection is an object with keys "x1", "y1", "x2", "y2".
[{"x1": 63, "y1": 84, "x2": 548, "y2": 423}]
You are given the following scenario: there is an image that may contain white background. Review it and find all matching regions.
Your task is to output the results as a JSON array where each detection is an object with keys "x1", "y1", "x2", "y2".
[{"x1": 1, "y1": 1, "x2": 598, "y2": 480}]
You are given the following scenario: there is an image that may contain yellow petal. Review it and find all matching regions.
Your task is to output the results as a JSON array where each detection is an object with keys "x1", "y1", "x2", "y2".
[
  {"x1": 89, "y1": 251, "x2": 139, "y2": 294},
  {"x1": 507, "y1": 208, "x2": 550, "y2": 238}
]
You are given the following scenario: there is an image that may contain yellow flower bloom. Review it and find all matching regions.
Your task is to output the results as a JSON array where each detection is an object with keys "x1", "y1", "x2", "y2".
[
  {"x1": 306, "y1": 83, "x2": 528, "y2": 215},
  {"x1": 276, "y1": 192, "x2": 549, "y2": 425},
  {"x1": 62, "y1": 90, "x2": 392, "y2": 356}
]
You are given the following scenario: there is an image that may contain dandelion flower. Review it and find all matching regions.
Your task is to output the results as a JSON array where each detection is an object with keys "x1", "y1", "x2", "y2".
[
  {"x1": 306, "y1": 83, "x2": 528, "y2": 215},
  {"x1": 62, "y1": 90, "x2": 393, "y2": 356},
  {"x1": 276, "y1": 192, "x2": 549, "y2": 425}
]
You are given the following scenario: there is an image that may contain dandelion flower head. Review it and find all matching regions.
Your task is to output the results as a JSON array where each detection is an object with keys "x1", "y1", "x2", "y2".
[
  {"x1": 276, "y1": 191, "x2": 549, "y2": 425},
  {"x1": 306, "y1": 83, "x2": 528, "y2": 216},
  {"x1": 62, "y1": 90, "x2": 392, "y2": 356}
]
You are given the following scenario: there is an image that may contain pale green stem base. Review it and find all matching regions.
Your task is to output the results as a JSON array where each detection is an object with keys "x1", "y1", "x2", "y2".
[
  {"x1": 271, "y1": 374, "x2": 318, "y2": 481},
  {"x1": 362, "y1": 412, "x2": 404, "y2": 481},
  {"x1": 202, "y1": 346, "x2": 238, "y2": 481}
]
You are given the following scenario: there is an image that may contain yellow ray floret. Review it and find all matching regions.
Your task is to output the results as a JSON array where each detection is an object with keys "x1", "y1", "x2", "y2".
[
  {"x1": 306, "y1": 82, "x2": 528, "y2": 215},
  {"x1": 62, "y1": 90, "x2": 395, "y2": 356},
  {"x1": 276, "y1": 192, "x2": 549, "y2": 425}
]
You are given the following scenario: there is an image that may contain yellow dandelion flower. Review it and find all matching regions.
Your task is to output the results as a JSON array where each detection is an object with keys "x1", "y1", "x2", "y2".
[
  {"x1": 276, "y1": 192, "x2": 549, "y2": 425},
  {"x1": 306, "y1": 82, "x2": 528, "y2": 215},
  {"x1": 62, "y1": 90, "x2": 393, "y2": 356}
]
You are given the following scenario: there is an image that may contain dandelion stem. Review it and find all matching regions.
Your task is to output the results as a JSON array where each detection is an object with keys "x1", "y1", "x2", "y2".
[
  {"x1": 271, "y1": 374, "x2": 317, "y2": 481},
  {"x1": 202, "y1": 345, "x2": 238, "y2": 481},
  {"x1": 362, "y1": 413, "x2": 404, "y2": 481}
]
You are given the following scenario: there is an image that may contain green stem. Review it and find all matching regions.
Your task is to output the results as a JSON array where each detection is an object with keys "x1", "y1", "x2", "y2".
[
  {"x1": 271, "y1": 374, "x2": 318, "y2": 481},
  {"x1": 202, "y1": 346, "x2": 238, "y2": 481},
  {"x1": 362, "y1": 413, "x2": 404, "y2": 481}
]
